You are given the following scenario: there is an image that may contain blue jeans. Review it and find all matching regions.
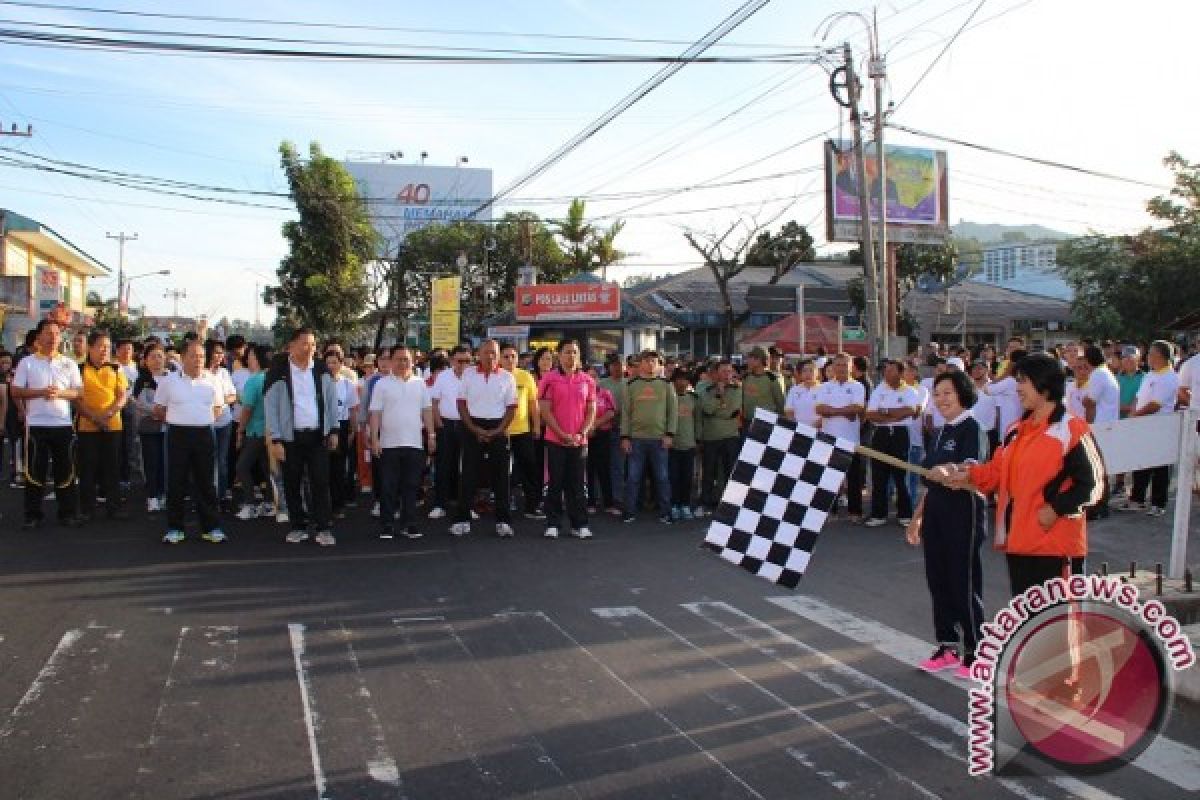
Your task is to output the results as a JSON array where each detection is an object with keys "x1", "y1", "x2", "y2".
[
  {"x1": 610, "y1": 432, "x2": 626, "y2": 511},
  {"x1": 624, "y1": 438, "x2": 670, "y2": 517},
  {"x1": 213, "y1": 423, "x2": 233, "y2": 498},
  {"x1": 906, "y1": 443, "x2": 925, "y2": 502}
]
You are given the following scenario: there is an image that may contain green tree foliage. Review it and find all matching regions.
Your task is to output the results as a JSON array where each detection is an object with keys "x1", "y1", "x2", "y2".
[
  {"x1": 845, "y1": 240, "x2": 961, "y2": 336},
  {"x1": 267, "y1": 141, "x2": 377, "y2": 342},
  {"x1": 554, "y1": 198, "x2": 625, "y2": 276},
  {"x1": 1058, "y1": 151, "x2": 1200, "y2": 340},
  {"x1": 90, "y1": 304, "x2": 146, "y2": 341},
  {"x1": 744, "y1": 220, "x2": 816, "y2": 281}
]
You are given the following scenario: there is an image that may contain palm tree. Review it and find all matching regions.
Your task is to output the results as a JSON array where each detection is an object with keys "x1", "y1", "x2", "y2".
[
  {"x1": 592, "y1": 219, "x2": 626, "y2": 282},
  {"x1": 556, "y1": 198, "x2": 595, "y2": 274}
]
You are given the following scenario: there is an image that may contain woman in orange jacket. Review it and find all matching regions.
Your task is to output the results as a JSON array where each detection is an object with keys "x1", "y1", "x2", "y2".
[{"x1": 934, "y1": 353, "x2": 1104, "y2": 595}]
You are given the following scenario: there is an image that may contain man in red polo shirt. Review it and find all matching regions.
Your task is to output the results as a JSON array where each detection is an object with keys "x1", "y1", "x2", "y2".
[{"x1": 539, "y1": 338, "x2": 597, "y2": 539}]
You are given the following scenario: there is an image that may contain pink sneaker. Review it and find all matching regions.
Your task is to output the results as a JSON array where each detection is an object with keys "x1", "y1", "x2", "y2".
[
  {"x1": 952, "y1": 663, "x2": 974, "y2": 680},
  {"x1": 918, "y1": 646, "x2": 961, "y2": 673}
]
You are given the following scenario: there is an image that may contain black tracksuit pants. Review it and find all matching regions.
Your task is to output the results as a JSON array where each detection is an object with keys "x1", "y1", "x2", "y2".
[
  {"x1": 24, "y1": 425, "x2": 78, "y2": 522},
  {"x1": 456, "y1": 418, "x2": 511, "y2": 524},
  {"x1": 78, "y1": 429, "x2": 121, "y2": 518},
  {"x1": 921, "y1": 489, "x2": 986, "y2": 660},
  {"x1": 166, "y1": 424, "x2": 220, "y2": 533}
]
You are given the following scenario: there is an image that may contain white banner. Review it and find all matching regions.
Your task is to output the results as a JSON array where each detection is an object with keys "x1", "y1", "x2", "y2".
[{"x1": 1091, "y1": 413, "x2": 1185, "y2": 474}]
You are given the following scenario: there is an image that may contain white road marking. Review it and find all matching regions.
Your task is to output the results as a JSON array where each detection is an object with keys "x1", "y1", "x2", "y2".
[
  {"x1": 769, "y1": 594, "x2": 1200, "y2": 793},
  {"x1": 288, "y1": 623, "x2": 328, "y2": 800},
  {"x1": 142, "y1": 626, "x2": 238, "y2": 751},
  {"x1": 594, "y1": 606, "x2": 936, "y2": 799},
  {"x1": 336, "y1": 623, "x2": 403, "y2": 790},
  {"x1": 501, "y1": 610, "x2": 767, "y2": 800},
  {"x1": 144, "y1": 626, "x2": 189, "y2": 749},
  {"x1": 0, "y1": 629, "x2": 84, "y2": 739}
]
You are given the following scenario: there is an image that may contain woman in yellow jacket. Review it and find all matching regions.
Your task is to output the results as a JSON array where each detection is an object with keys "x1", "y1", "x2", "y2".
[{"x1": 935, "y1": 353, "x2": 1104, "y2": 595}]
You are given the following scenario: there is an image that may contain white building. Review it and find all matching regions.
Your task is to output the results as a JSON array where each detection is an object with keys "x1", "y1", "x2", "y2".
[{"x1": 971, "y1": 240, "x2": 1071, "y2": 300}]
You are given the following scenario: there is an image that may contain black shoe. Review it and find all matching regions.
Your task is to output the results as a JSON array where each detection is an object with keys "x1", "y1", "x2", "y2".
[
  {"x1": 621, "y1": 513, "x2": 636, "y2": 524},
  {"x1": 403, "y1": 526, "x2": 424, "y2": 540},
  {"x1": 379, "y1": 527, "x2": 394, "y2": 540},
  {"x1": 21, "y1": 517, "x2": 42, "y2": 530},
  {"x1": 109, "y1": 508, "x2": 131, "y2": 521},
  {"x1": 61, "y1": 515, "x2": 87, "y2": 528},
  {"x1": 658, "y1": 514, "x2": 674, "y2": 525}
]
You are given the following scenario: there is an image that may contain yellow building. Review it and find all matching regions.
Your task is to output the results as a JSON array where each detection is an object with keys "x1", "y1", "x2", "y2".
[{"x1": 0, "y1": 209, "x2": 109, "y2": 349}]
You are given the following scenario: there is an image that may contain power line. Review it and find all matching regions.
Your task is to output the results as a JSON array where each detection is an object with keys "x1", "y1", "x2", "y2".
[
  {"x1": 891, "y1": 0, "x2": 987, "y2": 112},
  {"x1": 887, "y1": 122, "x2": 1172, "y2": 190}
]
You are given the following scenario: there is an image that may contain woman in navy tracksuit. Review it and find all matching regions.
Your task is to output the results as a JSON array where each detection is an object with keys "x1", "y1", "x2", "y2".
[{"x1": 905, "y1": 370, "x2": 989, "y2": 679}]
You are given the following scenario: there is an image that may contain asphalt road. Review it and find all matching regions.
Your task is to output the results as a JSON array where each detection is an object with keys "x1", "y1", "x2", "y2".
[{"x1": 0, "y1": 486, "x2": 1197, "y2": 800}]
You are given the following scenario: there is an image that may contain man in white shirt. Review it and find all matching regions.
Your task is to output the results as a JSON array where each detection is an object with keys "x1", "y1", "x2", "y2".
[
  {"x1": 429, "y1": 344, "x2": 471, "y2": 519},
  {"x1": 323, "y1": 346, "x2": 360, "y2": 518},
  {"x1": 903, "y1": 361, "x2": 929, "y2": 503},
  {"x1": 1074, "y1": 345, "x2": 1121, "y2": 519},
  {"x1": 1124, "y1": 340, "x2": 1180, "y2": 516},
  {"x1": 814, "y1": 353, "x2": 866, "y2": 520},
  {"x1": 986, "y1": 348, "x2": 1028, "y2": 440},
  {"x1": 452, "y1": 340, "x2": 518, "y2": 537},
  {"x1": 783, "y1": 360, "x2": 821, "y2": 429},
  {"x1": 864, "y1": 360, "x2": 921, "y2": 526},
  {"x1": 969, "y1": 360, "x2": 999, "y2": 456},
  {"x1": 153, "y1": 339, "x2": 226, "y2": 544},
  {"x1": 10, "y1": 319, "x2": 84, "y2": 528},
  {"x1": 369, "y1": 345, "x2": 434, "y2": 541}
]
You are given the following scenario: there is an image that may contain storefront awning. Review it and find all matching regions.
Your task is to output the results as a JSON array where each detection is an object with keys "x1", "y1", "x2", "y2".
[{"x1": 1, "y1": 210, "x2": 110, "y2": 277}]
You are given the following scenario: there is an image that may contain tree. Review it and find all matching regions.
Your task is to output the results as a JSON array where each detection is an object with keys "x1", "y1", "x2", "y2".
[
  {"x1": 683, "y1": 216, "x2": 774, "y2": 351},
  {"x1": 85, "y1": 289, "x2": 104, "y2": 308},
  {"x1": 743, "y1": 220, "x2": 816, "y2": 282},
  {"x1": 90, "y1": 304, "x2": 146, "y2": 341},
  {"x1": 556, "y1": 198, "x2": 595, "y2": 274},
  {"x1": 266, "y1": 141, "x2": 377, "y2": 342},
  {"x1": 845, "y1": 240, "x2": 961, "y2": 337},
  {"x1": 591, "y1": 219, "x2": 626, "y2": 280},
  {"x1": 1058, "y1": 151, "x2": 1200, "y2": 340}
]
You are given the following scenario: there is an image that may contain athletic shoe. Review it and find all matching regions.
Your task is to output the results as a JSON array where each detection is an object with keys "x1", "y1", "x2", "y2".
[
  {"x1": 21, "y1": 517, "x2": 42, "y2": 530},
  {"x1": 257, "y1": 502, "x2": 275, "y2": 517},
  {"x1": 897, "y1": 517, "x2": 912, "y2": 526},
  {"x1": 371, "y1": 502, "x2": 381, "y2": 518},
  {"x1": 657, "y1": 514, "x2": 674, "y2": 525},
  {"x1": 428, "y1": 507, "x2": 447, "y2": 519},
  {"x1": 524, "y1": 508, "x2": 547, "y2": 520},
  {"x1": 379, "y1": 527, "x2": 394, "y2": 540},
  {"x1": 496, "y1": 522, "x2": 514, "y2": 538},
  {"x1": 235, "y1": 505, "x2": 259, "y2": 520},
  {"x1": 315, "y1": 531, "x2": 336, "y2": 547},
  {"x1": 1117, "y1": 500, "x2": 1146, "y2": 512},
  {"x1": 669, "y1": 506, "x2": 681, "y2": 521},
  {"x1": 146, "y1": 498, "x2": 160, "y2": 513},
  {"x1": 449, "y1": 522, "x2": 470, "y2": 536},
  {"x1": 470, "y1": 510, "x2": 479, "y2": 520},
  {"x1": 285, "y1": 530, "x2": 309, "y2": 544},
  {"x1": 864, "y1": 517, "x2": 888, "y2": 528},
  {"x1": 621, "y1": 513, "x2": 636, "y2": 524},
  {"x1": 276, "y1": 510, "x2": 290, "y2": 524},
  {"x1": 61, "y1": 515, "x2": 86, "y2": 528},
  {"x1": 605, "y1": 506, "x2": 623, "y2": 516},
  {"x1": 162, "y1": 529, "x2": 186, "y2": 544},
  {"x1": 953, "y1": 664, "x2": 974, "y2": 680},
  {"x1": 680, "y1": 507, "x2": 695, "y2": 520},
  {"x1": 918, "y1": 646, "x2": 961, "y2": 673},
  {"x1": 403, "y1": 527, "x2": 423, "y2": 540},
  {"x1": 202, "y1": 529, "x2": 227, "y2": 543},
  {"x1": 544, "y1": 527, "x2": 559, "y2": 539},
  {"x1": 571, "y1": 527, "x2": 593, "y2": 540},
  {"x1": 1146, "y1": 505, "x2": 1167, "y2": 517}
]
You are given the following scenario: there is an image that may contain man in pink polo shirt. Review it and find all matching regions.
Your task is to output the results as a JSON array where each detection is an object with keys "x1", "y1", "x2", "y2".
[{"x1": 539, "y1": 338, "x2": 597, "y2": 540}]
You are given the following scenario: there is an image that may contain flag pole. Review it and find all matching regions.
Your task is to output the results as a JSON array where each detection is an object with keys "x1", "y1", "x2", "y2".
[{"x1": 854, "y1": 443, "x2": 931, "y2": 478}]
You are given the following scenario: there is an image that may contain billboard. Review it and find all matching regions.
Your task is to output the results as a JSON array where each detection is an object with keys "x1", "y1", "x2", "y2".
[
  {"x1": 514, "y1": 283, "x2": 621, "y2": 322},
  {"x1": 430, "y1": 275, "x2": 461, "y2": 350},
  {"x1": 35, "y1": 265, "x2": 62, "y2": 315},
  {"x1": 343, "y1": 162, "x2": 493, "y2": 257},
  {"x1": 825, "y1": 140, "x2": 949, "y2": 245}
]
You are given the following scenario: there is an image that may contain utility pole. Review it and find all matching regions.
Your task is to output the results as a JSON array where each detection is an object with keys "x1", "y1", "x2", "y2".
[
  {"x1": 254, "y1": 282, "x2": 261, "y2": 326},
  {"x1": 106, "y1": 231, "x2": 138, "y2": 314},
  {"x1": 843, "y1": 42, "x2": 883, "y2": 363},
  {"x1": 164, "y1": 288, "x2": 187, "y2": 318},
  {"x1": 868, "y1": 9, "x2": 893, "y2": 354}
]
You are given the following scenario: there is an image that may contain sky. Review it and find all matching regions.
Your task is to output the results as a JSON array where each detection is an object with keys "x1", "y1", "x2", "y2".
[{"x1": 0, "y1": 0, "x2": 1194, "y2": 325}]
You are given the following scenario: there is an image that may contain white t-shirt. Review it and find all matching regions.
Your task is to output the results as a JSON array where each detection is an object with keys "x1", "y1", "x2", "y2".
[
  {"x1": 333, "y1": 375, "x2": 359, "y2": 422},
  {"x1": 920, "y1": 376, "x2": 945, "y2": 428},
  {"x1": 906, "y1": 382, "x2": 930, "y2": 442},
  {"x1": 118, "y1": 362, "x2": 139, "y2": 399},
  {"x1": 431, "y1": 369, "x2": 464, "y2": 421},
  {"x1": 988, "y1": 376, "x2": 1023, "y2": 435},
  {"x1": 1065, "y1": 378, "x2": 1086, "y2": 420},
  {"x1": 866, "y1": 382, "x2": 920, "y2": 429},
  {"x1": 970, "y1": 383, "x2": 998, "y2": 432},
  {"x1": 211, "y1": 366, "x2": 237, "y2": 427},
  {"x1": 369, "y1": 374, "x2": 431, "y2": 449},
  {"x1": 814, "y1": 379, "x2": 866, "y2": 444},
  {"x1": 1178, "y1": 354, "x2": 1200, "y2": 411},
  {"x1": 289, "y1": 360, "x2": 320, "y2": 430},
  {"x1": 457, "y1": 366, "x2": 517, "y2": 419},
  {"x1": 154, "y1": 370, "x2": 223, "y2": 426},
  {"x1": 13, "y1": 353, "x2": 82, "y2": 427},
  {"x1": 1084, "y1": 366, "x2": 1121, "y2": 424},
  {"x1": 231, "y1": 366, "x2": 251, "y2": 418},
  {"x1": 1135, "y1": 368, "x2": 1180, "y2": 416},
  {"x1": 784, "y1": 383, "x2": 821, "y2": 429}
]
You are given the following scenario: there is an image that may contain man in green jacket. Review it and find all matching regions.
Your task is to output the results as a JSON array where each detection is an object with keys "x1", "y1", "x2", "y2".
[
  {"x1": 620, "y1": 350, "x2": 677, "y2": 524},
  {"x1": 699, "y1": 360, "x2": 743, "y2": 514},
  {"x1": 742, "y1": 346, "x2": 786, "y2": 421}
]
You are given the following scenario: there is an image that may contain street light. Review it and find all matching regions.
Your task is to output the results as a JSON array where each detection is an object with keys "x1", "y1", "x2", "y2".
[{"x1": 122, "y1": 269, "x2": 170, "y2": 315}]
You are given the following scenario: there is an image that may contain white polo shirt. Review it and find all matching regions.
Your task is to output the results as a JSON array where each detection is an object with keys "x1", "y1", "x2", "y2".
[
  {"x1": 920, "y1": 376, "x2": 945, "y2": 428},
  {"x1": 1135, "y1": 367, "x2": 1180, "y2": 417},
  {"x1": 211, "y1": 366, "x2": 237, "y2": 427},
  {"x1": 431, "y1": 368, "x2": 464, "y2": 421},
  {"x1": 333, "y1": 374, "x2": 359, "y2": 422},
  {"x1": 369, "y1": 374, "x2": 431, "y2": 449},
  {"x1": 457, "y1": 365, "x2": 517, "y2": 420},
  {"x1": 154, "y1": 369, "x2": 223, "y2": 426},
  {"x1": 987, "y1": 376, "x2": 1023, "y2": 435},
  {"x1": 289, "y1": 359, "x2": 320, "y2": 430},
  {"x1": 12, "y1": 353, "x2": 82, "y2": 427},
  {"x1": 906, "y1": 382, "x2": 929, "y2": 442},
  {"x1": 970, "y1": 383, "x2": 998, "y2": 432},
  {"x1": 784, "y1": 383, "x2": 821, "y2": 429},
  {"x1": 866, "y1": 381, "x2": 920, "y2": 429},
  {"x1": 1084, "y1": 366, "x2": 1121, "y2": 424},
  {"x1": 814, "y1": 378, "x2": 865, "y2": 444}
]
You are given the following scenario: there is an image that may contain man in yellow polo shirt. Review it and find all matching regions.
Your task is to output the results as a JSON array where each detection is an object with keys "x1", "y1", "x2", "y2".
[
  {"x1": 501, "y1": 343, "x2": 544, "y2": 518},
  {"x1": 77, "y1": 331, "x2": 130, "y2": 521}
]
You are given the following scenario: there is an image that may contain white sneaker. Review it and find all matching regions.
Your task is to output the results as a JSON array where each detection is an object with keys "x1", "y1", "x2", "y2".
[
  {"x1": 470, "y1": 510, "x2": 479, "y2": 520},
  {"x1": 146, "y1": 497, "x2": 159, "y2": 513},
  {"x1": 257, "y1": 502, "x2": 275, "y2": 517},
  {"x1": 449, "y1": 522, "x2": 470, "y2": 536},
  {"x1": 236, "y1": 505, "x2": 259, "y2": 520},
  {"x1": 371, "y1": 501, "x2": 380, "y2": 518},
  {"x1": 571, "y1": 527, "x2": 593, "y2": 539},
  {"x1": 285, "y1": 530, "x2": 309, "y2": 544},
  {"x1": 315, "y1": 531, "x2": 336, "y2": 547},
  {"x1": 544, "y1": 527, "x2": 559, "y2": 539},
  {"x1": 864, "y1": 517, "x2": 888, "y2": 528},
  {"x1": 428, "y1": 507, "x2": 447, "y2": 519},
  {"x1": 276, "y1": 510, "x2": 290, "y2": 524},
  {"x1": 897, "y1": 517, "x2": 912, "y2": 526},
  {"x1": 496, "y1": 522, "x2": 514, "y2": 538}
]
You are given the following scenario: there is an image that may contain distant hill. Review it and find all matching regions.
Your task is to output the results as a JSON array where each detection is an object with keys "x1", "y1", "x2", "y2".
[{"x1": 951, "y1": 221, "x2": 1072, "y2": 244}]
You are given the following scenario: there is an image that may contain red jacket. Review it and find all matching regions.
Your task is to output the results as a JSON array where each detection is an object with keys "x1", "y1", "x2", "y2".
[{"x1": 969, "y1": 407, "x2": 1104, "y2": 557}]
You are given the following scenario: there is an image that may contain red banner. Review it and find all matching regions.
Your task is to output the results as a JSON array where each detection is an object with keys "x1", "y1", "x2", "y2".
[{"x1": 514, "y1": 283, "x2": 621, "y2": 322}]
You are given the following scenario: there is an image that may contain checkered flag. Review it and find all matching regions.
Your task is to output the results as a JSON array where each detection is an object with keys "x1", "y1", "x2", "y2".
[{"x1": 703, "y1": 409, "x2": 856, "y2": 588}]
